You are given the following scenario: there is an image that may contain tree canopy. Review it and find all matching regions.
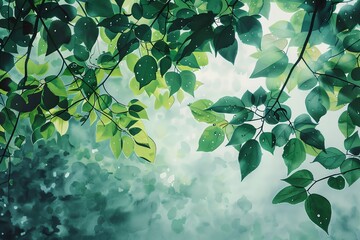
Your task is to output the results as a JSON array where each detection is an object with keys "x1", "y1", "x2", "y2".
[{"x1": 1, "y1": 0, "x2": 360, "y2": 235}]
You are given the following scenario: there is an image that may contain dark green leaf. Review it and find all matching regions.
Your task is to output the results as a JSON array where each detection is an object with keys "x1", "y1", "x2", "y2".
[
  {"x1": 300, "y1": 128, "x2": 325, "y2": 151},
  {"x1": 85, "y1": 0, "x2": 114, "y2": 17},
  {"x1": 227, "y1": 124, "x2": 256, "y2": 146},
  {"x1": 209, "y1": 96, "x2": 245, "y2": 113},
  {"x1": 259, "y1": 132, "x2": 276, "y2": 154},
  {"x1": 351, "y1": 67, "x2": 360, "y2": 81},
  {"x1": 305, "y1": 194, "x2": 331, "y2": 233},
  {"x1": 272, "y1": 186, "x2": 307, "y2": 204},
  {"x1": 197, "y1": 126, "x2": 225, "y2": 152},
  {"x1": 213, "y1": 25, "x2": 235, "y2": 53},
  {"x1": 159, "y1": 56, "x2": 172, "y2": 76},
  {"x1": 348, "y1": 97, "x2": 360, "y2": 127},
  {"x1": 313, "y1": 147, "x2": 345, "y2": 169},
  {"x1": 236, "y1": 16, "x2": 262, "y2": 48},
  {"x1": 98, "y1": 14, "x2": 129, "y2": 33},
  {"x1": 327, "y1": 176, "x2": 345, "y2": 190},
  {"x1": 0, "y1": 51, "x2": 14, "y2": 71},
  {"x1": 238, "y1": 139, "x2": 262, "y2": 180},
  {"x1": 132, "y1": 3, "x2": 143, "y2": 20},
  {"x1": 343, "y1": 31, "x2": 360, "y2": 52},
  {"x1": 283, "y1": 138, "x2": 306, "y2": 174},
  {"x1": 74, "y1": 17, "x2": 98, "y2": 51},
  {"x1": 134, "y1": 55, "x2": 157, "y2": 88},
  {"x1": 135, "y1": 24, "x2": 152, "y2": 42},
  {"x1": 283, "y1": 169, "x2": 314, "y2": 187},
  {"x1": 344, "y1": 132, "x2": 360, "y2": 155},
  {"x1": 46, "y1": 20, "x2": 71, "y2": 55}
]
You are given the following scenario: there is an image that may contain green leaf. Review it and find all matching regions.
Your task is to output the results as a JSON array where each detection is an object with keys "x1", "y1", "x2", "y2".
[
  {"x1": 351, "y1": 67, "x2": 360, "y2": 81},
  {"x1": 208, "y1": 96, "x2": 245, "y2": 113},
  {"x1": 269, "y1": 20, "x2": 295, "y2": 38},
  {"x1": 259, "y1": 132, "x2": 276, "y2": 154},
  {"x1": 250, "y1": 47, "x2": 288, "y2": 78},
  {"x1": 294, "y1": 114, "x2": 317, "y2": 131},
  {"x1": 313, "y1": 147, "x2": 345, "y2": 169},
  {"x1": 341, "y1": 158, "x2": 360, "y2": 186},
  {"x1": 327, "y1": 176, "x2": 345, "y2": 190},
  {"x1": 135, "y1": 24, "x2": 152, "y2": 42},
  {"x1": 238, "y1": 139, "x2": 262, "y2": 180},
  {"x1": 227, "y1": 124, "x2": 256, "y2": 146},
  {"x1": 189, "y1": 99, "x2": 225, "y2": 124},
  {"x1": 272, "y1": 124, "x2": 292, "y2": 147},
  {"x1": 40, "y1": 122, "x2": 56, "y2": 140},
  {"x1": 197, "y1": 126, "x2": 225, "y2": 152},
  {"x1": 305, "y1": 194, "x2": 331, "y2": 233},
  {"x1": 282, "y1": 138, "x2": 306, "y2": 174},
  {"x1": 272, "y1": 186, "x2": 307, "y2": 204},
  {"x1": 305, "y1": 86, "x2": 329, "y2": 122},
  {"x1": 219, "y1": 40, "x2": 238, "y2": 64},
  {"x1": 300, "y1": 128, "x2": 325, "y2": 151},
  {"x1": 229, "y1": 108, "x2": 254, "y2": 125},
  {"x1": 207, "y1": 0, "x2": 223, "y2": 14},
  {"x1": 283, "y1": 169, "x2": 314, "y2": 187},
  {"x1": 74, "y1": 17, "x2": 98, "y2": 50},
  {"x1": 165, "y1": 72, "x2": 181, "y2": 96},
  {"x1": 236, "y1": 16, "x2": 262, "y2": 48},
  {"x1": 343, "y1": 31, "x2": 360, "y2": 52},
  {"x1": 338, "y1": 111, "x2": 355, "y2": 137},
  {"x1": 96, "y1": 123, "x2": 116, "y2": 142},
  {"x1": 337, "y1": 85, "x2": 360, "y2": 106},
  {"x1": 46, "y1": 20, "x2": 71, "y2": 55},
  {"x1": 180, "y1": 70, "x2": 196, "y2": 96},
  {"x1": 14, "y1": 135, "x2": 25, "y2": 148},
  {"x1": 134, "y1": 55, "x2": 158, "y2": 88},
  {"x1": 85, "y1": 0, "x2": 114, "y2": 17},
  {"x1": 348, "y1": 97, "x2": 360, "y2": 127},
  {"x1": 131, "y1": 3, "x2": 143, "y2": 20}
]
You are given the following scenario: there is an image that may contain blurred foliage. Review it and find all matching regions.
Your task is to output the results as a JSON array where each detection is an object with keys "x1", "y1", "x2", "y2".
[{"x1": 0, "y1": 0, "x2": 360, "y2": 234}]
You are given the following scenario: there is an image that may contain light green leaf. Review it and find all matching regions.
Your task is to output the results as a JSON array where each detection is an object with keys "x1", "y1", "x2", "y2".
[
  {"x1": 110, "y1": 131, "x2": 122, "y2": 159},
  {"x1": 197, "y1": 126, "x2": 225, "y2": 152},
  {"x1": 189, "y1": 99, "x2": 225, "y2": 124},
  {"x1": 250, "y1": 47, "x2": 288, "y2": 78}
]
